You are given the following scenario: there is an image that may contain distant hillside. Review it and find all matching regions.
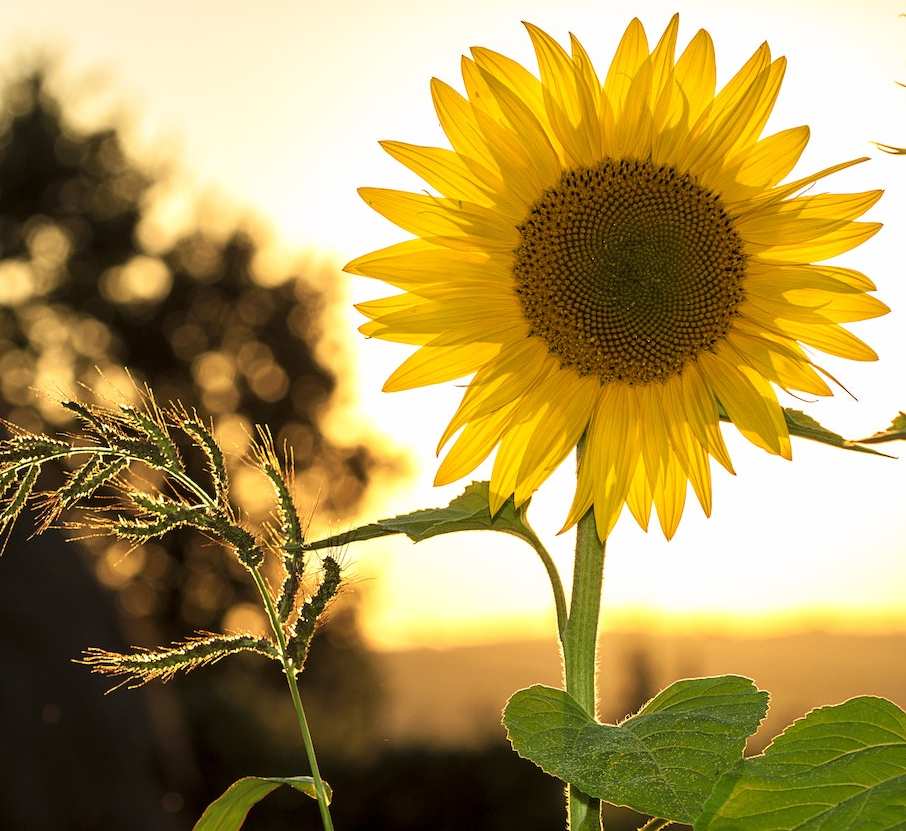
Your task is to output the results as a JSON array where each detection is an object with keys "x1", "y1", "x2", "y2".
[{"x1": 372, "y1": 630, "x2": 906, "y2": 752}]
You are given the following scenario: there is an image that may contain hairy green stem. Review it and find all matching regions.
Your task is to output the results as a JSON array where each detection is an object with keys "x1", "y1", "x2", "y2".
[
  {"x1": 251, "y1": 567, "x2": 334, "y2": 830},
  {"x1": 561, "y1": 503, "x2": 606, "y2": 830}
]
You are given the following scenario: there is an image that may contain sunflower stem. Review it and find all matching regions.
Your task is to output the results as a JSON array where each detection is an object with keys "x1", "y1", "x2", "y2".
[{"x1": 561, "y1": 500, "x2": 605, "y2": 830}]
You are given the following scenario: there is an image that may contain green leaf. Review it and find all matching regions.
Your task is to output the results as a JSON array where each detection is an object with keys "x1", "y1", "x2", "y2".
[
  {"x1": 503, "y1": 676, "x2": 768, "y2": 824},
  {"x1": 716, "y1": 406, "x2": 896, "y2": 457},
  {"x1": 696, "y1": 696, "x2": 906, "y2": 830},
  {"x1": 855, "y1": 412, "x2": 906, "y2": 446},
  {"x1": 781, "y1": 409, "x2": 889, "y2": 456},
  {"x1": 193, "y1": 775, "x2": 331, "y2": 831},
  {"x1": 305, "y1": 480, "x2": 536, "y2": 549}
]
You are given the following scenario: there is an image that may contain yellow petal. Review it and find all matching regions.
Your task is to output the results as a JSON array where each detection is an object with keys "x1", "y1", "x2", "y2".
[
  {"x1": 653, "y1": 451, "x2": 688, "y2": 540},
  {"x1": 750, "y1": 222, "x2": 882, "y2": 264},
  {"x1": 471, "y1": 65, "x2": 562, "y2": 186},
  {"x1": 649, "y1": 14, "x2": 680, "y2": 105},
  {"x1": 660, "y1": 377, "x2": 713, "y2": 517},
  {"x1": 613, "y1": 58, "x2": 653, "y2": 157},
  {"x1": 380, "y1": 140, "x2": 524, "y2": 222},
  {"x1": 727, "y1": 325, "x2": 833, "y2": 395},
  {"x1": 514, "y1": 374, "x2": 601, "y2": 502},
  {"x1": 699, "y1": 348, "x2": 789, "y2": 457},
  {"x1": 604, "y1": 18, "x2": 650, "y2": 118},
  {"x1": 436, "y1": 396, "x2": 522, "y2": 485},
  {"x1": 679, "y1": 48, "x2": 773, "y2": 175},
  {"x1": 345, "y1": 238, "x2": 511, "y2": 291},
  {"x1": 718, "y1": 126, "x2": 810, "y2": 203},
  {"x1": 724, "y1": 57, "x2": 786, "y2": 158},
  {"x1": 745, "y1": 310, "x2": 879, "y2": 361},
  {"x1": 587, "y1": 384, "x2": 641, "y2": 539},
  {"x1": 431, "y1": 77, "x2": 504, "y2": 176},
  {"x1": 525, "y1": 23, "x2": 598, "y2": 165},
  {"x1": 742, "y1": 281, "x2": 888, "y2": 326},
  {"x1": 625, "y1": 458, "x2": 653, "y2": 531},
  {"x1": 471, "y1": 46, "x2": 549, "y2": 127},
  {"x1": 673, "y1": 28, "x2": 716, "y2": 126},
  {"x1": 745, "y1": 261, "x2": 877, "y2": 294},
  {"x1": 680, "y1": 363, "x2": 734, "y2": 473},
  {"x1": 439, "y1": 339, "x2": 554, "y2": 448},
  {"x1": 358, "y1": 187, "x2": 521, "y2": 251},
  {"x1": 752, "y1": 157, "x2": 869, "y2": 207},
  {"x1": 357, "y1": 290, "x2": 518, "y2": 338},
  {"x1": 384, "y1": 341, "x2": 499, "y2": 391},
  {"x1": 737, "y1": 189, "x2": 883, "y2": 245},
  {"x1": 680, "y1": 431, "x2": 713, "y2": 518}
]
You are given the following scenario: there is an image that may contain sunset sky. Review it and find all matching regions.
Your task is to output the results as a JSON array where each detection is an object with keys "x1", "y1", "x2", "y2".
[{"x1": 1, "y1": 0, "x2": 905, "y2": 649}]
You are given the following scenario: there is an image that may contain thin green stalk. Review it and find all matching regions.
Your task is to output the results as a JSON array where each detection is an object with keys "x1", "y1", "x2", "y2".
[
  {"x1": 161, "y1": 453, "x2": 334, "y2": 828},
  {"x1": 251, "y1": 567, "x2": 334, "y2": 831},
  {"x1": 138, "y1": 444, "x2": 335, "y2": 827}
]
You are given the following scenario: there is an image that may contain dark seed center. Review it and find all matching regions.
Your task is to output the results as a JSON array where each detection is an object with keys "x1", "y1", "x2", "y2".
[{"x1": 512, "y1": 158, "x2": 747, "y2": 384}]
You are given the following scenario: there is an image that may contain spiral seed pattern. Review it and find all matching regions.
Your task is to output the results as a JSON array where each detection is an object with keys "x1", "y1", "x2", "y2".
[{"x1": 513, "y1": 158, "x2": 747, "y2": 384}]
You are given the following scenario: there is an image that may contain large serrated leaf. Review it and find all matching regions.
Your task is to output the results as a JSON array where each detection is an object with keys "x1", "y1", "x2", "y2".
[
  {"x1": 304, "y1": 480, "x2": 535, "y2": 550},
  {"x1": 503, "y1": 676, "x2": 768, "y2": 824},
  {"x1": 193, "y1": 775, "x2": 331, "y2": 831},
  {"x1": 696, "y1": 696, "x2": 906, "y2": 830}
]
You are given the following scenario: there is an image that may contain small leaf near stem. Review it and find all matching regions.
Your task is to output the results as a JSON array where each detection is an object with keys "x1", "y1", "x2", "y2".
[{"x1": 194, "y1": 776, "x2": 333, "y2": 831}]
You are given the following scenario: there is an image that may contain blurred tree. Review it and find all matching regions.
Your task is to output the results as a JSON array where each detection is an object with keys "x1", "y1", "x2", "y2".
[{"x1": 0, "y1": 68, "x2": 390, "y2": 828}]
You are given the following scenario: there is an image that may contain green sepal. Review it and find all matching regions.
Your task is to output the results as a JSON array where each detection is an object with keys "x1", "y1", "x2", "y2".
[
  {"x1": 503, "y1": 676, "x2": 768, "y2": 824},
  {"x1": 193, "y1": 775, "x2": 332, "y2": 831},
  {"x1": 696, "y1": 695, "x2": 906, "y2": 830},
  {"x1": 304, "y1": 480, "x2": 536, "y2": 550}
]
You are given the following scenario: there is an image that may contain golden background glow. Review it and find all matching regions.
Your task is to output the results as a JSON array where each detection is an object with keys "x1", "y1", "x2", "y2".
[{"x1": 2, "y1": 0, "x2": 905, "y2": 649}]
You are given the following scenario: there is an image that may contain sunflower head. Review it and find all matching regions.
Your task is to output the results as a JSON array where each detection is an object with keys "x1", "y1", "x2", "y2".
[{"x1": 347, "y1": 15, "x2": 886, "y2": 540}]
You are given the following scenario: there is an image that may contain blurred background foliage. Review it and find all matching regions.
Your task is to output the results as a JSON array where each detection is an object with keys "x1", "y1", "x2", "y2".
[
  {"x1": 5, "y1": 65, "x2": 414, "y2": 616},
  {"x1": 0, "y1": 63, "x2": 396, "y2": 829},
  {"x1": 0, "y1": 64, "x2": 655, "y2": 830}
]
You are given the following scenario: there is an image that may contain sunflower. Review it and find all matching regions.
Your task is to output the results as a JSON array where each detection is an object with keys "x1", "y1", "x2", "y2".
[{"x1": 346, "y1": 15, "x2": 887, "y2": 540}]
